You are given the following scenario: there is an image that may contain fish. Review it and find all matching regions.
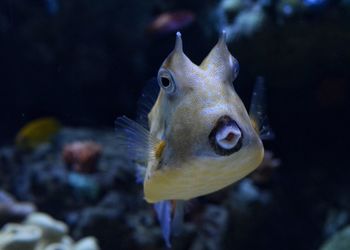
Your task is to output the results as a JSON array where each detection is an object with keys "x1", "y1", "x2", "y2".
[
  {"x1": 116, "y1": 31, "x2": 270, "y2": 247},
  {"x1": 146, "y1": 10, "x2": 195, "y2": 35},
  {"x1": 44, "y1": 0, "x2": 60, "y2": 15},
  {"x1": 302, "y1": 0, "x2": 327, "y2": 8},
  {"x1": 15, "y1": 117, "x2": 61, "y2": 150}
]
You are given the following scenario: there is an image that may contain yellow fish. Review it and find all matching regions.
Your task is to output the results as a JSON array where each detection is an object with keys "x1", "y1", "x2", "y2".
[
  {"x1": 15, "y1": 117, "x2": 61, "y2": 150},
  {"x1": 116, "y1": 31, "x2": 270, "y2": 247}
]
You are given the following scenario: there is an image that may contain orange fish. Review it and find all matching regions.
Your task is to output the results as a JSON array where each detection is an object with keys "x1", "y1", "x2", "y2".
[{"x1": 147, "y1": 10, "x2": 195, "y2": 35}]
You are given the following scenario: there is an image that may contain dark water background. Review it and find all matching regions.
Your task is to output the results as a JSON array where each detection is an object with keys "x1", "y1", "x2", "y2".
[{"x1": 0, "y1": 1, "x2": 350, "y2": 250}]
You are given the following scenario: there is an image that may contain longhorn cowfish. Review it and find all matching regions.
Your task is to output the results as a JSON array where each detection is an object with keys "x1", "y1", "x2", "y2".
[{"x1": 116, "y1": 31, "x2": 271, "y2": 247}]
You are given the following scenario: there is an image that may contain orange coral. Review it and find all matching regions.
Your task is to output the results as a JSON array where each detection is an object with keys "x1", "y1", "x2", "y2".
[{"x1": 62, "y1": 141, "x2": 102, "y2": 173}]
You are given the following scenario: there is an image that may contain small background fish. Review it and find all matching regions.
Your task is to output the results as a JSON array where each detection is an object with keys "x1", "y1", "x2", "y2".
[
  {"x1": 146, "y1": 10, "x2": 195, "y2": 35},
  {"x1": 15, "y1": 117, "x2": 61, "y2": 150}
]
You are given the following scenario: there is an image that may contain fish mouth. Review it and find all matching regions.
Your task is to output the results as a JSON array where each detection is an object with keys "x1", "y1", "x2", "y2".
[{"x1": 208, "y1": 115, "x2": 243, "y2": 156}]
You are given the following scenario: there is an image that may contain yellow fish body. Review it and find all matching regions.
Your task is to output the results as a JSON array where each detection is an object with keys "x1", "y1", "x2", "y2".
[
  {"x1": 117, "y1": 31, "x2": 264, "y2": 203},
  {"x1": 15, "y1": 117, "x2": 61, "y2": 150}
]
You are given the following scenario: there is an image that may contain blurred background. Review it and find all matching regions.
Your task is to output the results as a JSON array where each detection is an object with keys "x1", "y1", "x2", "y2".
[{"x1": 0, "y1": 0, "x2": 350, "y2": 250}]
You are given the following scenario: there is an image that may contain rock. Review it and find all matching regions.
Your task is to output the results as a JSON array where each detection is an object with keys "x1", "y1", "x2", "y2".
[
  {"x1": 67, "y1": 173, "x2": 100, "y2": 201},
  {"x1": 44, "y1": 236, "x2": 74, "y2": 250},
  {"x1": 0, "y1": 223, "x2": 42, "y2": 250},
  {"x1": 190, "y1": 205, "x2": 229, "y2": 250},
  {"x1": 0, "y1": 191, "x2": 36, "y2": 224},
  {"x1": 74, "y1": 237, "x2": 100, "y2": 250},
  {"x1": 45, "y1": 243, "x2": 71, "y2": 250},
  {"x1": 24, "y1": 213, "x2": 68, "y2": 249},
  {"x1": 72, "y1": 192, "x2": 130, "y2": 241},
  {"x1": 0, "y1": 212, "x2": 101, "y2": 250},
  {"x1": 126, "y1": 210, "x2": 160, "y2": 247}
]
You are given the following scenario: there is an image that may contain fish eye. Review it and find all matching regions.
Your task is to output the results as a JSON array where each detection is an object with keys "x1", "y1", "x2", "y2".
[
  {"x1": 158, "y1": 69, "x2": 176, "y2": 94},
  {"x1": 208, "y1": 115, "x2": 243, "y2": 156}
]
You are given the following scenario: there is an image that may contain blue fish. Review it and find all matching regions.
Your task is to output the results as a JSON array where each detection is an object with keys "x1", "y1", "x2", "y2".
[
  {"x1": 45, "y1": 0, "x2": 59, "y2": 15},
  {"x1": 303, "y1": 0, "x2": 327, "y2": 7}
]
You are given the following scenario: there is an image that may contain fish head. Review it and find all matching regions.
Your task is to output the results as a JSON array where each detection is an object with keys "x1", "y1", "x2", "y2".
[{"x1": 145, "y1": 32, "x2": 264, "y2": 202}]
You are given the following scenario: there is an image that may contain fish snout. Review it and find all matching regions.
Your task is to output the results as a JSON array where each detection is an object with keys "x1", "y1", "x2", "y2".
[{"x1": 208, "y1": 115, "x2": 242, "y2": 156}]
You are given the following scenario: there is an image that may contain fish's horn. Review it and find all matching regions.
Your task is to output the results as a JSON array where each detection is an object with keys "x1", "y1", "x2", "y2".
[
  {"x1": 160, "y1": 31, "x2": 198, "y2": 73},
  {"x1": 174, "y1": 31, "x2": 183, "y2": 54},
  {"x1": 218, "y1": 30, "x2": 227, "y2": 45},
  {"x1": 200, "y1": 29, "x2": 238, "y2": 82}
]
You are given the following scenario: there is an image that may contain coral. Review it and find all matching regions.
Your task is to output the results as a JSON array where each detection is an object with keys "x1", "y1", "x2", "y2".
[
  {"x1": 67, "y1": 173, "x2": 100, "y2": 201},
  {"x1": 214, "y1": 0, "x2": 267, "y2": 41},
  {"x1": 0, "y1": 127, "x2": 280, "y2": 249},
  {"x1": 320, "y1": 226, "x2": 350, "y2": 250},
  {"x1": 71, "y1": 192, "x2": 133, "y2": 250},
  {"x1": 125, "y1": 210, "x2": 161, "y2": 247},
  {"x1": 213, "y1": 0, "x2": 337, "y2": 41},
  {"x1": 323, "y1": 209, "x2": 349, "y2": 237},
  {"x1": 62, "y1": 141, "x2": 102, "y2": 174}
]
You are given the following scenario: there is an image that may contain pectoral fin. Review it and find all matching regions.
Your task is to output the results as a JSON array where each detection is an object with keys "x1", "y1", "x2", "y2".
[
  {"x1": 115, "y1": 116, "x2": 159, "y2": 183},
  {"x1": 154, "y1": 200, "x2": 185, "y2": 248},
  {"x1": 154, "y1": 200, "x2": 172, "y2": 248}
]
